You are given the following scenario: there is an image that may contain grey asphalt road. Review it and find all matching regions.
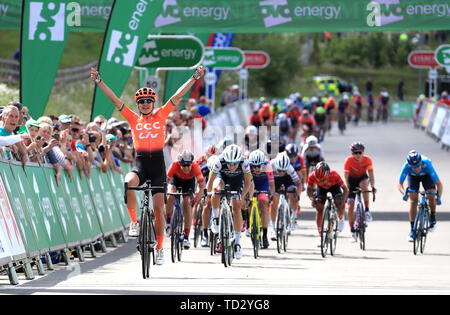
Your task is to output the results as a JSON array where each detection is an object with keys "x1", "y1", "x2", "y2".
[{"x1": 1, "y1": 120, "x2": 449, "y2": 295}]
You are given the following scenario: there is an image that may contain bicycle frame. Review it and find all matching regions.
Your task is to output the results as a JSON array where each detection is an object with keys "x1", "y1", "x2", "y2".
[
  {"x1": 167, "y1": 190, "x2": 192, "y2": 263},
  {"x1": 321, "y1": 193, "x2": 339, "y2": 258},
  {"x1": 352, "y1": 188, "x2": 374, "y2": 251},
  {"x1": 249, "y1": 190, "x2": 269, "y2": 258}
]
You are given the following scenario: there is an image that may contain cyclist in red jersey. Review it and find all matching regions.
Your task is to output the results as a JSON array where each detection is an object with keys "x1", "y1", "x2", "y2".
[
  {"x1": 343, "y1": 142, "x2": 376, "y2": 241},
  {"x1": 90, "y1": 65, "x2": 205, "y2": 265},
  {"x1": 306, "y1": 162, "x2": 348, "y2": 246},
  {"x1": 166, "y1": 150, "x2": 205, "y2": 249}
]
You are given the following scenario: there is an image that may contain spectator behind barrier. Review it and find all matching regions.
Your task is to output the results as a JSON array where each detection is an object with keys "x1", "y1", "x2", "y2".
[{"x1": 0, "y1": 105, "x2": 28, "y2": 166}]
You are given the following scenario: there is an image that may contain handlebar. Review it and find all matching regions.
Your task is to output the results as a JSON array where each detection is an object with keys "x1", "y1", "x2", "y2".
[
  {"x1": 352, "y1": 188, "x2": 376, "y2": 202},
  {"x1": 403, "y1": 188, "x2": 441, "y2": 205}
]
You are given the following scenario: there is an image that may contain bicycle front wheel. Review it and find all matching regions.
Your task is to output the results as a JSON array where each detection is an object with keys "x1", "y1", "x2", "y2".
[
  {"x1": 420, "y1": 208, "x2": 430, "y2": 254},
  {"x1": 413, "y1": 206, "x2": 423, "y2": 255},
  {"x1": 140, "y1": 210, "x2": 150, "y2": 279},
  {"x1": 357, "y1": 204, "x2": 366, "y2": 251},
  {"x1": 250, "y1": 206, "x2": 259, "y2": 259},
  {"x1": 170, "y1": 210, "x2": 178, "y2": 263},
  {"x1": 276, "y1": 207, "x2": 284, "y2": 254},
  {"x1": 320, "y1": 206, "x2": 330, "y2": 258},
  {"x1": 330, "y1": 211, "x2": 338, "y2": 256}
]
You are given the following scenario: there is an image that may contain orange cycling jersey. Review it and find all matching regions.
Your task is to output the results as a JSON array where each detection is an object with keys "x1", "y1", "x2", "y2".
[
  {"x1": 119, "y1": 98, "x2": 175, "y2": 153},
  {"x1": 344, "y1": 155, "x2": 373, "y2": 178}
]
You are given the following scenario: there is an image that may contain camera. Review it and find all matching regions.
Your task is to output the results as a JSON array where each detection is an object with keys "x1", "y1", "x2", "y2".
[{"x1": 88, "y1": 133, "x2": 97, "y2": 143}]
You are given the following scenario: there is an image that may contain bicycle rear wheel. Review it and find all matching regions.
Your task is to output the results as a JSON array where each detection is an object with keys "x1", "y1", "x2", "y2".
[
  {"x1": 193, "y1": 202, "x2": 203, "y2": 248},
  {"x1": 140, "y1": 209, "x2": 150, "y2": 279},
  {"x1": 320, "y1": 206, "x2": 330, "y2": 258},
  {"x1": 283, "y1": 208, "x2": 290, "y2": 252}
]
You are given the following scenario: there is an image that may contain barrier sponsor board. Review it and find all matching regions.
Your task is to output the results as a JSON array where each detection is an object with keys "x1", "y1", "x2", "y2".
[{"x1": 0, "y1": 175, "x2": 26, "y2": 260}]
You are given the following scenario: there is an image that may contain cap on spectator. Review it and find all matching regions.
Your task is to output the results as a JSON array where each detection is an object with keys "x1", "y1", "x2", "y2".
[
  {"x1": 108, "y1": 118, "x2": 118, "y2": 126},
  {"x1": 106, "y1": 134, "x2": 118, "y2": 141},
  {"x1": 231, "y1": 84, "x2": 239, "y2": 90},
  {"x1": 25, "y1": 119, "x2": 40, "y2": 129},
  {"x1": 58, "y1": 114, "x2": 72, "y2": 124}
]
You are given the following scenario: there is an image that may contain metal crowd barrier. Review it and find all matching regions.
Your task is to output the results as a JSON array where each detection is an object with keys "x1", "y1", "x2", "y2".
[
  {"x1": 0, "y1": 150, "x2": 131, "y2": 285},
  {"x1": 415, "y1": 102, "x2": 450, "y2": 151}
]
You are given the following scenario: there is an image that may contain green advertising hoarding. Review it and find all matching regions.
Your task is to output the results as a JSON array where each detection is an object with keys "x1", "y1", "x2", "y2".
[
  {"x1": 20, "y1": 0, "x2": 70, "y2": 119},
  {"x1": 90, "y1": 0, "x2": 164, "y2": 120},
  {"x1": 3, "y1": 1, "x2": 450, "y2": 33}
]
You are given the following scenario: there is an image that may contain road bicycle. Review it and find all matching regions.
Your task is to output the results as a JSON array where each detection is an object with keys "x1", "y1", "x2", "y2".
[
  {"x1": 167, "y1": 190, "x2": 192, "y2": 263},
  {"x1": 248, "y1": 190, "x2": 269, "y2": 259},
  {"x1": 403, "y1": 188, "x2": 441, "y2": 255},
  {"x1": 320, "y1": 192, "x2": 339, "y2": 258},
  {"x1": 125, "y1": 180, "x2": 165, "y2": 279},
  {"x1": 352, "y1": 188, "x2": 375, "y2": 251},
  {"x1": 209, "y1": 186, "x2": 238, "y2": 267},
  {"x1": 275, "y1": 188, "x2": 295, "y2": 254}
]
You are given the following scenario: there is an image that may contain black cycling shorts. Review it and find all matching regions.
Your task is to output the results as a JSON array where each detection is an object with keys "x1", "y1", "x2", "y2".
[
  {"x1": 170, "y1": 176, "x2": 195, "y2": 194},
  {"x1": 315, "y1": 184, "x2": 343, "y2": 204},
  {"x1": 131, "y1": 151, "x2": 166, "y2": 194},
  {"x1": 347, "y1": 174, "x2": 369, "y2": 200}
]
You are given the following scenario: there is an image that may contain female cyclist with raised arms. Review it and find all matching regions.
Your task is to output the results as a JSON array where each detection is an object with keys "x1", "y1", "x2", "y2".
[{"x1": 90, "y1": 65, "x2": 205, "y2": 265}]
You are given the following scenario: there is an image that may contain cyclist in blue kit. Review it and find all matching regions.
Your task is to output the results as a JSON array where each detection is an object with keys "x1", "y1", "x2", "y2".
[{"x1": 397, "y1": 150, "x2": 443, "y2": 241}]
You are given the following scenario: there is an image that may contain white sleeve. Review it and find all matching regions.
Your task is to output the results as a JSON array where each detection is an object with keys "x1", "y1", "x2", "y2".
[
  {"x1": 288, "y1": 164, "x2": 300, "y2": 182},
  {"x1": 211, "y1": 158, "x2": 222, "y2": 174},
  {"x1": 0, "y1": 135, "x2": 22, "y2": 147}
]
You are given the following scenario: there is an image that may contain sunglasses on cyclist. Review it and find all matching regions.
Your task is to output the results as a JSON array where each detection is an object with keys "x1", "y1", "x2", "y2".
[
  {"x1": 250, "y1": 163, "x2": 263, "y2": 168},
  {"x1": 226, "y1": 161, "x2": 240, "y2": 166},
  {"x1": 287, "y1": 153, "x2": 297, "y2": 158},
  {"x1": 180, "y1": 162, "x2": 192, "y2": 167},
  {"x1": 352, "y1": 151, "x2": 363, "y2": 155},
  {"x1": 137, "y1": 98, "x2": 155, "y2": 104}
]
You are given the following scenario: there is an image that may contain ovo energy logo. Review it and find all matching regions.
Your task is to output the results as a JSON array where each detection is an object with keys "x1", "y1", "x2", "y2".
[
  {"x1": 259, "y1": 0, "x2": 292, "y2": 28},
  {"x1": 155, "y1": 0, "x2": 182, "y2": 27},
  {"x1": 28, "y1": 1, "x2": 66, "y2": 41},
  {"x1": 367, "y1": 0, "x2": 404, "y2": 27},
  {"x1": 106, "y1": 30, "x2": 138, "y2": 67}
]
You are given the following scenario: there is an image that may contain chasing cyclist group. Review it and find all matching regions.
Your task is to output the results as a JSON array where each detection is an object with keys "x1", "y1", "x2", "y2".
[{"x1": 90, "y1": 66, "x2": 444, "y2": 267}]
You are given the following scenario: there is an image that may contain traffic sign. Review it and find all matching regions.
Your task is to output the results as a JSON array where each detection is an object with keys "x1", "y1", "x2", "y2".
[
  {"x1": 243, "y1": 50, "x2": 270, "y2": 69},
  {"x1": 203, "y1": 47, "x2": 244, "y2": 70},
  {"x1": 137, "y1": 35, "x2": 204, "y2": 69},
  {"x1": 408, "y1": 51, "x2": 439, "y2": 69},
  {"x1": 142, "y1": 76, "x2": 161, "y2": 92},
  {"x1": 435, "y1": 45, "x2": 450, "y2": 67}
]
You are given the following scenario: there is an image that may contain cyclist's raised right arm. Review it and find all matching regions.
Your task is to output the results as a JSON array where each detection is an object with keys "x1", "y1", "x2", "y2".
[{"x1": 90, "y1": 68, "x2": 122, "y2": 109}]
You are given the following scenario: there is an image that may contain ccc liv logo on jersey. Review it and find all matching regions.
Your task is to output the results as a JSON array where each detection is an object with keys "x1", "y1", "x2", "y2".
[
  {"x1": 28, "y1": 2, "x2": 65, "y2": 41},
  {"x1": 106, "y1": 30, "x2": 138, "y2": 67}
]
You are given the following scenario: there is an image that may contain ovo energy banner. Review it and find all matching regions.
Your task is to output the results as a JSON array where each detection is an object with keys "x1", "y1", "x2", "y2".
[
  {"x1": 90, "y1": 0, "x2": 163, "y2": 120},
  {"x1": 20, "y1": 0, "x2": 69, "y2": 118},
  {"x1": 2, "y1": 1, "x2": 450, "y2": 33}
]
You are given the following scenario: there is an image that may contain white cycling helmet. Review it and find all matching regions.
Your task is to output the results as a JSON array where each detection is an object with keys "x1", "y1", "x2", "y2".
[
  {"x1": 278, "y1": 113, "x2": 287, "y2": 121},
  {"x1": 223, "y1": 144, "x2": 242, "y2": 164},
  {"x1": 274, "y1": 153, "x2": 290, "y2": 172},
  {"x1": 249, "y1": 149, "x2": 266, "y2": 166},
  {"x1": 207, "y1": 155, "x2": 220, "y2": 171},
  {"x1": 306, "y1": 135, "x2": 318, "y2": 147}
]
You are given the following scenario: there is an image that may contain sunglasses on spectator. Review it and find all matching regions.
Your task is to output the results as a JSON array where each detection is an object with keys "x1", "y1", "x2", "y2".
[
  {"x1": 352, "y1": 151, "x2": 363, "y2": 155},
  {"x1": 72, "y1": 128, "x2": 80, "y2": 133},
  {"x1": 138, "y1": 98, "x2": 155, "y2": 104}
]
